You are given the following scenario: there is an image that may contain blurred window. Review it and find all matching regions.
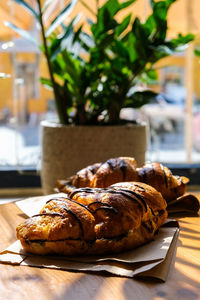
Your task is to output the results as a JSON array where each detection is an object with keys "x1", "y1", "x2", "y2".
[{"x1": 0, "y1": 0, "x2": 200, "y2": 188}]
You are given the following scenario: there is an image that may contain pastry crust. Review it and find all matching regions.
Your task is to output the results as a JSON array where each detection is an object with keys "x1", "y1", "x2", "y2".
[
  {"x1": 137, "y1": 162, "x2": 189, "y2": 202},
  {"x1": 57, "y1": 157, "x2": 189, "y2": 202},
  {"x1": 16, "y1": 182, "x2": 167, "y2": 256},
  {"x1": 91, "y1": 157, "x2": 139, "y2": 188},
  {"x1": 72, "y1": 162, "x2": 102, "y2": 188}
]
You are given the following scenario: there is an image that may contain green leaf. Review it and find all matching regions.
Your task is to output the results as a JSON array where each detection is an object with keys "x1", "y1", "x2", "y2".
[
  {"x1": 116, "y1": 14, "x2": 132, "y2": 37},
  {"x1": 50, "y1": 39, "x2": 65, "y2": 61},
  {"x1": 49, "y1": 15, "x2": 81, "y2": 61},
  {"x1": 125, "y1": 91, "x2": 157, "y2": 108},
  {"x1": 148, "y1": 1, "x2": 177, "y2": 43},
  {"x1": 144, "y1": 15, "x2": 156, "y2": 36},
  {"x1": 152, "y1": 0, "x2": 176, "y2": 10},
  {"x1": 132, "y1": 18, "x2": 149, "y2": 43},
  {"x1": 4, "y1": 22, "x2": 39, "y2": 46},
  {"x1": 146, "y1": 69, "x2": 158, "y2": 81},
  {"x1": 144, "y1": 1, "x2": 176, "y2": 41},
  {"x1": 73, "y1": 24, "x2": 83, "y2": 44},
  {"x1": 101, "y1": 0, "x2": 120, "y2": 18},
  {"x1": 40, "y1": 77, "x2": 53, "y2": 90},
  {"x1": 170, "y1": 33, "x2": 195, "y2": 47},
  {"x1": 51, "y1": 56, "x2": 66, "y2": 76},
  {"x1": 98, "y1": 32, "x2": 115, "y2": 49},
  {"x1": 61, "y1": 50, "x2": 80, "y2": 84},
  {"x1": 45, "y1": 0, "x2": 78, "y2": 37},
  {"x1": 150, "y1": 2, "x2": 168, "y2": 42},
  {"x1": 112, "y1": 39, "x2": 129, "y2": 58},
  {"x1": 12, "y1": 0, "x2": 39, "y2": 20},
  {"x1": 153, "y1": 2, "x2": 168, "y2": 20},
  {"x1": 127, "y1": 33, "x2": 137, "y2": 62},
  {"x1": 165, "y1": 0, "x2": 177, "y2": 6},
  {"x1": 91, "y1": 0, "x2": 130, "y2": 38},
  {"x1": 95, "y1": 7, "x2": 117, "y2": 38},
  {"x1": 194, "y1": 49, "x2": 200, "y2": 57},
  {"x1": 119, "y1": 0, "x2": 137, "y2": 10},
  {"x1": 102, "y1": 0, "x2": 136, "y2": 18},
  {"x1": 132, "y1": 18, "x2": 149, "y2": 60}
]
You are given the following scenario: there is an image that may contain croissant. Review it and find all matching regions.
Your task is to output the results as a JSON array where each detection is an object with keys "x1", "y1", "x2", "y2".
[
  {"x1": 137, "y1": 162, "x2": 189, "y2": 202},
  {"x1": 16, "y1": 182, "x2": 167, "y2": 256},
  {"x1": 57, "y1": 157, "x2": 189, "y2": 203},
  {"x1": 57, "y1": 157, "x2": 139, "y2": 194}
]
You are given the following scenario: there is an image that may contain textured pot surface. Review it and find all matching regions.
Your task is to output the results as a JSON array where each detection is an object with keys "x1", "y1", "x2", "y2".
[{"x1": 41, "y1": 120, "x2": 147, "y2": 194}]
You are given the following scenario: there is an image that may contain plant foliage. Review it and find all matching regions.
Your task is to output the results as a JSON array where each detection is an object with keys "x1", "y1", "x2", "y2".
[{"x1": 6, "y1": 0, "x2": 194, "y2": 125}]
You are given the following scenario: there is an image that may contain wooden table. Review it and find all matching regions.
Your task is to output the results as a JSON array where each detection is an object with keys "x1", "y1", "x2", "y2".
[{"x1": 0, "y1": 201, "x2": 200, "y2": 300}]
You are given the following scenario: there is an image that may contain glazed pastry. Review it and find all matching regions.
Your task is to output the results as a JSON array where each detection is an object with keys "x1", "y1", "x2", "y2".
[
  {"x1": 57, "y1": 157, "x2": 138, "y2": 193},
  {"x1": 57, "y1": 157, "x2": 189, "y2": 202},
  {"x1": 57, "y1": 162, "x2": 102, "y2": 194},
  {"x1": 137, "y1": 162, "x2": 189, "y2": 202},
  {"x1": 90, "y1": 157, "x2": 139, "y2": 188},
  {"x1": 16, "y1": 182, "x2": 167, "y2": 256},
  {"x1": 72, "y1": 162, "x2": 102, "y2": 188}
]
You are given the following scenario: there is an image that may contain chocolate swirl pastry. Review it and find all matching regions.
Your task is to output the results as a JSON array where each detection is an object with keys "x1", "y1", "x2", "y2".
[
  {"x1": 57, "y1": 157, "x2": 189, "y2": 203},
  {"x1": 137, "y1": 162, "x2": 189, "y2": 202},
  {"x1": 57, "y1": 157, "x2": 138, "y2": 195},
  {"x1": 16, "y1": 182, "x2": 167, "y2": 256}
]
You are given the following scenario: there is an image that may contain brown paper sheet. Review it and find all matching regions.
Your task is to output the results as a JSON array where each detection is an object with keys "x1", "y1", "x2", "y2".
[
  {"x1": 0, "y1": 228, "x2": 179, "y2": 281},
  {"x1": 16, "y1": 193, "x2": 68, "y2": 217},
  {"x1": 0, "y1": 194, "x2": 180, "y2": 281},
  {"x1": 167, "y1": 194, "x2": 200, "y2": 214}
]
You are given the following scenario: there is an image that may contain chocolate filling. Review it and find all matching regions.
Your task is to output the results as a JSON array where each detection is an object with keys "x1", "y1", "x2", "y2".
[
  {"x1": 24, "y1": 232, "x2": 128, "y2": 245},
  {"x1": 32, "y1": 213, "x2": 64, "y2": 218},
  {"x1": 120, "y1": 159, "x2": 127, "y2": 181},
  {"x1": 92, "y1": 206, "x2": 118, "y2": 214},
  {"x1": 69, "y1": 187, "x2": 147, "y2": 213},
  {"x1": 115, "y1": 188, "x2": 147, "y2": 212},
  {"x1": 142, "y1": 220, "x2": 154, "y2": 233}
]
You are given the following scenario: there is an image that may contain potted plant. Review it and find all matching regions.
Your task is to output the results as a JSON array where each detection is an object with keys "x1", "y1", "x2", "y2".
[{"x1": 7, "y1": 0, "x2": 194, "y2": 193}]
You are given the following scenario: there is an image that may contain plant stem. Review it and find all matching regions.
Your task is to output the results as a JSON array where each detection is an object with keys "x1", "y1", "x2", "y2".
[{"x1": 36, "y1": 0, "x2": 68, "y2": 124}]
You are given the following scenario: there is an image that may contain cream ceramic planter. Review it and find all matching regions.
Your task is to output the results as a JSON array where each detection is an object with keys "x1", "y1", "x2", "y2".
[{"x1": 40, "y1": 120, "x2": 147, "y2": 194}]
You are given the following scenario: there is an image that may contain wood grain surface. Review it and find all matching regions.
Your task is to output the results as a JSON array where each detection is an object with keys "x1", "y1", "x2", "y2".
[{"x1": 0, "y1": 201, "x2": 200, "y2": 300}]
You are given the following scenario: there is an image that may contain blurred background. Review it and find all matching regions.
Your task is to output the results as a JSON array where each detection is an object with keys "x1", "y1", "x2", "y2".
[{"x1": 1, "y1": 0, "x2": 200, "y2": 179}]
